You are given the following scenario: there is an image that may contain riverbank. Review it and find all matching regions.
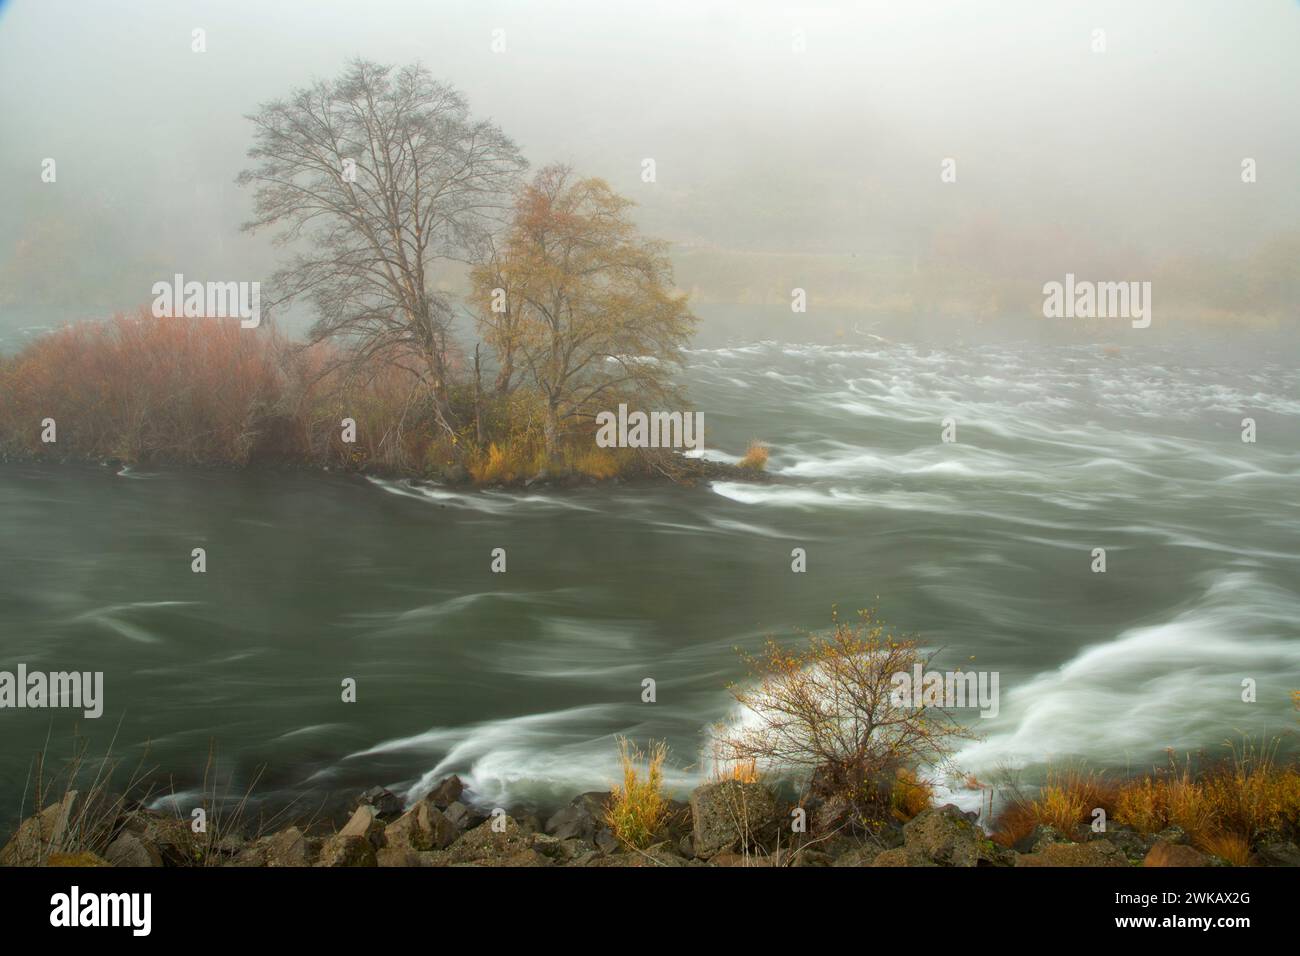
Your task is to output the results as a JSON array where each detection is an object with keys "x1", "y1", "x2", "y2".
[{"x1": 6, "y1": 755, "x2": 1298, "y2": 868}]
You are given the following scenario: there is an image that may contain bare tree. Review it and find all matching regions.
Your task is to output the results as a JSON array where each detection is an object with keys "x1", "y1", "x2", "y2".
[
  {"x1": 237, "y1": 59, "x2": 527, "y2": 438},
  {"x1": 714, "y1": 608, "x2": 979, "y2": 814}
]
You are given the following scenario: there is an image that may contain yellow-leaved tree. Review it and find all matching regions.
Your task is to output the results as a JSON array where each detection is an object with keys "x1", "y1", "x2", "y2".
[{"x1": 471, "y1": 165, "x2": 697, "y2": 455}]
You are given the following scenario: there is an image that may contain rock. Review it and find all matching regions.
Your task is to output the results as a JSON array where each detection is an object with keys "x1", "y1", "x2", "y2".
[
  {"x1": 690, "y1": 781, "x2": 779, "y2": 858},
  {"x1": 1096, "y1": 827, "x2": 1150, "y2": 864},
  {"x1": 105, "y1": 832, "x2": 162, "y2": 867},
  {"x1": 263, "y1": 827, "x2": 314, "y2": 867},
  {"x1": 132, "y1": 815, "x2": 200, "y2": 867},
  {"x1": 497, "y1": 849, "x2": 555, "y2": 867},
  {"x1": 585, "y1": 848, "x2": 683, "y2": 867},
  {"x1": 1252, "y1": 841, "x2": 1300, "y2": 867},
  {"x1": 426, "y1": 775, "x2": 465, "y2": 808},
  {"x1": 357, "y1": 787, "x2": 403, "y2": 818},
  {"x1": 385, "y1": 800, "x2": 459, "y2": 851},
  {"x1": 544, "y1": 792, "x2": 609, "y2": 842},
  {"x1": 791, "y1": 848, "x2": 834, "y2": 867},
  {"x1": 871, "y1": 846, "x2": 937, "y2": 867},
  {"x1": 1154, "y1": 826, "x2": 1189, "y2": 845},
  {"x1": 677, "y1": 834, "x2": 695, "y2": 859},
  {"x1": 444, "y1": 801, "x2": 486, "y2": 830},
  {"x1": 1017, "y1": 824, "x2": 1067, "y2": 854},
  {"x1": 532, "y1": 833, "x2": 596, "y2": 863},
  {"x1": 316, "y1": 834, "x2": 377, "y2": 867},
  {"x1": 338, "y1": 805, "x2": 386, "y2": 847},
  {"x1": 376, "y1": 847, "x2": 423, "y2": 867},
  {"x1": 834, "y1": 846, "x2": 886, "y2": 867},
  {"x1": 1017, "y1": 841, "x2": 1130, "y2": 867},
  {"x1": 0, "y1": 791, "x2": 81, "y2": 865},
  {"x1": 594, "y1": 828, "x2": 620, "y2": 854},
  {"x1": 45, "y1": 851, "x2": 110, "y2": 867},
  {"x1": 1144, "y1": 840, "x2": 1210, "y2": 867},
  {"x1": 445, "y1": 816, "x2": 536, "y2": 865},
  {"x1": 900, "y1": 805, "x2": 1013, "y2": 867}
]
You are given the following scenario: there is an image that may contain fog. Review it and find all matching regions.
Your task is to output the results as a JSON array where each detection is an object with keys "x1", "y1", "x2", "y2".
[{"x1": 1, "y1": 0, "x2": 1297, "y2": 336}]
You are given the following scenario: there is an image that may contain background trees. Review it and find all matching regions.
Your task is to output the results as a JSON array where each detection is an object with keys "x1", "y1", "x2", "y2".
[
  {"x1": 471, "y1": 165, "x2": 696, "y2": 454},
  {"x1": 237, "y1": 59, "x2": 527, "y2": 444}
]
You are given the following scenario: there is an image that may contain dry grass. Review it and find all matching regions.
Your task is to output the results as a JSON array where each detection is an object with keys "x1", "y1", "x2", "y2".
[
  {"x1": 564, "y1": 444, "x2": 629, "y2": 480},
  {"x1": 992, "y1": 741, "x2": 1300, "y2": 853},
  {"x1": 737, "y1": 440, "x2": 769, "y2": 471},
  {"x1": 889, "y1": 767, "x2": 934, "y2": 822},
  {"x1": 1114, "y1": 777, "x2": 1166, "y2": 835},
  {"x1": 1197, "y1": 831, "x2": 1253, "y2": 866},
  {"x1": 6, "y1": 724, "x2": 157, "y2": 865},
  {"x1": 713, "y1": 757, "x2": 760, "y2": 785},
  {"x1": 604, "y1": 737, "x2": 670, "y2": 850},
  {"x1": 990, "y1": 802, "x2": 1038, "y2": 848},
  {"x1": 1018, "y1": 767, "x2": 1119, "y2": 839},
  {"x1": 467, "y1": 440, "x2": 545, "y2": 484}
]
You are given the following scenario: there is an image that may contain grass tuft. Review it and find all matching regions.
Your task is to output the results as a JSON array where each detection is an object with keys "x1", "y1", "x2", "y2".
[{"x1": 604, "y1": 737, "x2": 670, "y2": 850}]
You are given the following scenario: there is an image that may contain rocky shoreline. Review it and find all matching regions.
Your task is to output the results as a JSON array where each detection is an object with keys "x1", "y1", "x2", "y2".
[{"x1": 6, "y1": 776, "x2": 1298, "y2": 868}]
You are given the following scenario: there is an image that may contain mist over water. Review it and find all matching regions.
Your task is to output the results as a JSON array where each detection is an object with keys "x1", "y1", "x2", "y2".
[{"x1": 2, "y1": 324, "x2": 1295, "y2": 826}]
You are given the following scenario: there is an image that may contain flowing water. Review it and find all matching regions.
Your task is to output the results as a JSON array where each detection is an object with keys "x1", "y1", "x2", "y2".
[{"x1": 2, "y1": 322, "x2": 1299, "y2": 827}]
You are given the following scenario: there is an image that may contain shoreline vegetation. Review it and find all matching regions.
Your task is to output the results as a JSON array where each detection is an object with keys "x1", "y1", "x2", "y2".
[
  {"x1": 0, "y1": 308, "x2": 768, "y2": 489},
  {"x1": 4, "y1": 739, "x2": 1297, "y2": 869},
  {"x1": 5, "y1": 612, "x2": 1297, "y2": 868}
]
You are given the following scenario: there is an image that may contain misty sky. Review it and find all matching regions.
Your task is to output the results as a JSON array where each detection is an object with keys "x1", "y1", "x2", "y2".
[{"x1": 1, "y1": 0, "x2": 1297, "y2": 318}]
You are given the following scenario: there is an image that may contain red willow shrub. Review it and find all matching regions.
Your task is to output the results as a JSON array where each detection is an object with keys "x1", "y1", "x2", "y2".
[
  {"x1": 0, "y1": 309, "x2": 289, "y2": 465},
  {"x1": 0, "y1": 309, "x2": 453, "y2": 472}
]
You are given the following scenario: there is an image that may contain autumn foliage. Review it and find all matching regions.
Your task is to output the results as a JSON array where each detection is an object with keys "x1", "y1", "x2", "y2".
[{"x1": 713, "y1": 608, "x2": 977, "y2": 826}]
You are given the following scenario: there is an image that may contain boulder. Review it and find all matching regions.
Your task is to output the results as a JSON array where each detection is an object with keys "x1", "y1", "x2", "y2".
[
  {"x1": 834, "y1": 846, "x2": 886, "y2": 867},
  {"x1": 426, "y1": 775, "x2": 465, "y2": 808},
  {"x1": 1096, "y1": 827, "x2": 1150, "y2": 864},
  {"x1": 0, "y1": 791, "x2": 81, "y2": 865},
  {"x1": 385, "y1": 799, "x2": 459, "y2": 851},
  {"x1": 376, "y1": 847, "x2": 424, "y2": 867},
  {"x1": 689, "y1": 781, "x2": 779, "y2": 858},
  {"x1": 44, "y1": 851, "x2": 110, "y2": 867},
  {"x1": 1252, "y1": 841, "x2": 1300, "y2": 867},
  {"x1": 264, "y1": 827, "x2": 314, "y2": 867},
  {"x1": 871, "y1": 846, "x2": 937, "y2": 867},
  {"x1": 900, "y1": 805, "x2": 1013, "y2": 867},
  {"x1": 532, "y1": 833, "x2": 596, "y2": 863},
  {"x1": 357, "y1": 786, "x2": 403, "y2": 818},
  {"x1": 1153, "y1": 825, "x2": 1189, "y2": 845},
  {"x1": 315, "y1": 833, "x2": 377, "y2": 867},
  {"x1": 444, "y1": 801, "x2": 486, "y2": 830},
  {"x1": 1017, "y1": 841, "x2": 1130, "y2": 867},
  {"x1": 338, "y1": 805, "x2": 386, "y2": 847},
  {"x1": 544, "y1": 792, "x2": 609, "y2": 842},
  {"x1": 1144, "y1": 840, "x2": 1210, "y2": 867},
  {"x1": 132, "y1": 815, "x2": 200, "y2": 867},
  {"x1": 105, "y1": 832, "x2": 163, "y2": 867},
  {"x1": 445, "y1": 816, "x2": 535, "y2": 865}
]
